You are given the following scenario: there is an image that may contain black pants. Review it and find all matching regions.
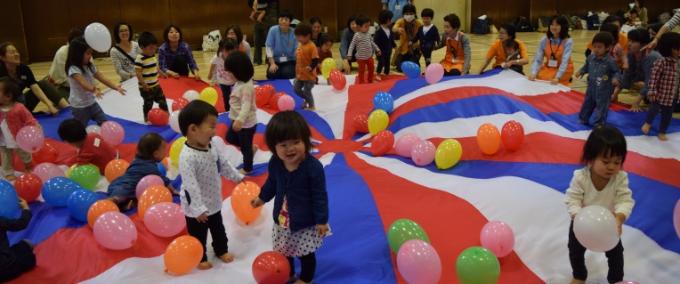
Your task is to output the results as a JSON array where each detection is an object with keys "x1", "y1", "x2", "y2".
[
  {"x1": 219, "y1": 84, "x2": 233, "y2": 112},
  {"x1": 140, "y1": 85, "x2": 168, "y2": 121},
  {"x1": 253, "y1": 22, "x2": 268, "y2": 64},
  {"x1": 170, "y1": 55, "x2": 191, "y2": 76},
  {"x1": 645, "y1": 102, "x2": 675, "y2": 134},
  {"x1": 22, "y1": 79, "x2": 68, "y2": 112},
  {"x1": 185, "y1": 211, "x2": 229, "y2": 262},
  {"x1": 395, "y1": 53, "x2": 420, "y2": 72},
  {"x1": 288, "y1": 253, "x2": 316, "y2": 283},
  {"x1": 376, "y1": 49, "x2": 392, "y2": 75},
  {"x1": 0, "y1": 240, "x2": 36, "y2": 282},
  {"x1": 226, "y1": 126, "x2": 256, "y2": 172},
  {"x1": 444, "y1": 69, "x2": 462, "y2": 76},
  {"x1": 266, "y1": 61, "x2": 296, "y2": 80},
  {"x1": 568, "y1": 221, "x2": 624, "y2": 283},
  {"x1": 421, "y1": 44, "x2": 434, "y2": 66}
]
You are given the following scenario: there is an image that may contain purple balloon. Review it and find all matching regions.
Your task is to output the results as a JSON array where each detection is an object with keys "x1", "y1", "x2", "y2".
[
  {"x1": 397, "y1": 240, "x2": 442, "y2": 284},
  {"x1": 93, "y1": 211, "x2": 137, "y2": 250},
  {"x1": 136, "y1": 175, "x2": 164, "y2": 198},
  {"x1": 411, "y1": 140, "x2": 436, "y2": 166},
  {"x1": 395, "y1": 134, "x2": 422, "y2": 158},
  {"x1": 100, "y1": 121, "x2": 124, "y2": 146},
  {"x1": 480, "y1": 220, "x2": 515, "y2": 257},
  {"x1": 143, "y1": 202, "x2": 186, "y2": 237}
]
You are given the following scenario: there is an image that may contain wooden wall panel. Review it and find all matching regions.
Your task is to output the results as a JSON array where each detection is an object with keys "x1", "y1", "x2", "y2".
[
  {"x1": 3, "y1": 0, "x2": 29, "y2": 62},
  {"x1": 471, "y1": 0, "x2": 530, "y2": 27},
  {"x1": 302, "y1": 0, "x2": 338, "y2": 38}
]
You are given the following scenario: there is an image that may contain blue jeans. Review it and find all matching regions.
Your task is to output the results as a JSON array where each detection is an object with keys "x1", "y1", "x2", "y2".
[
  {"x1": 579, "y1": 91, "x2": 610, "y2": 125},
  {"x1": 294, "y1": 80, "x2": 315, "y2": 108},
  {"x1": 72, "y1": 103, "x2": 107, "y2": 126}
]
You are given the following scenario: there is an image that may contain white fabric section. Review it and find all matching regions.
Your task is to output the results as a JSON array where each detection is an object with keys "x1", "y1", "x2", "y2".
[{"x1": 355, "y1": 153, "x2": 680, "y2": 283}]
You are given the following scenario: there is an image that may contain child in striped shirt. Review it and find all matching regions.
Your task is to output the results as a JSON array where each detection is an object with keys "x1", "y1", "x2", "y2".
[
  {"x1": 348, "y1": 15, "x2": 381, "y2": 84},
  {"x1": 135, "y1": 32, "x2": 168, "y2": 123}
]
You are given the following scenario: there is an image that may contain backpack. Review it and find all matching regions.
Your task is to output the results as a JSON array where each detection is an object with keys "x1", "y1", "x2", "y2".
[
  {"x1": 514, "y1": 16, "x2": 533, "y2": 32},
  {"x1": 472, "y1": 18, "x2": 490, "y2": 34}
]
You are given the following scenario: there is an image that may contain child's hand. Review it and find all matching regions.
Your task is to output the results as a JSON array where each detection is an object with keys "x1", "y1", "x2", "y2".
[
  {"x1": 575, "y1": 72, "x2": 583, "y2": 79},
  {"x1": 193, "y1": 73, "x2": 202, "y2": 81},
  {"x1": 550, "y1": 78, "x2": 559, "y2": 85},
  {"x1": 116, "y1": 85, "x2": 127, "y2": 95},
  {"x1": 376, "y1": 50, "x2": 381, "y2": 56},
  {"x1": 19, "y1": 198, "x2": 28, "y2": 210},
  {"x1": 167, "y1": 70, "x2": 180, "y2": 78},
  {"x1": 316, "y1": 224, "x2": 329, "y2": 236},
  {"x1": 528, "y1": 74, "x2": 536, "y2": 81},
  {"x1": 94, "y1": 88, "x2": 104, "y2": 99},
  {"x1": 615, "y1": 213, "x2": 626, "y2": 236},
  {"x1": 47, "y1": 103, "x2": 59, "y2": 115},
  {"x1": 196, "y1": 213, "x2": 209, "y2": 223},
  {"x1": 305, "y1": 66, "x2": 313, "y2": 72},
  {"x1": 159, "y1": 71, "x2": 168, "y2": 78},
  {"x1": 250, "y1": 198, "x2": 264, "y2": 208},
  {"x1": 232, "y1": 120, "x2": 243, "y2": 132}
]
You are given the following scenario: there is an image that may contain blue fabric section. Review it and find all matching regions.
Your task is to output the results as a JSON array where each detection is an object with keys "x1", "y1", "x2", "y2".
[{"x1": 387, "y1": 69, "x2": 503, "y2": 100}]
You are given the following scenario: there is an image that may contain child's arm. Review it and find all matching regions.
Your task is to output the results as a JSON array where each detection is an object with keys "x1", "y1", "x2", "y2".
[
  {"x1": 576, "y1": 57, "x2": 589, "y2": 79},
  {"x1": 135, "y1": 63, "x2": 150, "y2": 91},
  {"x1": 310, "y1": 161, "x2": 329, "y2": 228},
  {"x1": 610, "y1": 58, "x2": 622, "y2": 100},
  {"x1": 179, "y1": 157, "x2": 210, "y2": 216},
  {"x1": 18, "y1": 104, "x2": 38, "y2": 127},
  {"x1": 218, "y1": 151, "x2": 244, "y2": 183},
  {"x1": 613, "y1": 173, "x2": 635, "y2": 235},
  {"x1": 94, "y1": 71, "x2": 126, "y2": 95},
  {"x1": 308, "y1": 47, "x2": 320, "y2": 71},
  {"x1": 252, "y1": 161, "x2": 277, "y2": 207},
  {"x1": 347, "y1": 34, "x2": 358, "y2": 60},
  {"x1": 462, "y1": 34, "x2": 471, "y2": 75},
  {"x1": 207, "y1": 62, "x2": 217, "y2": 86},
  {"x1": 372, "y1": 40, "x2": 381, "y2": 56},
  {"x1": 564, "y1": 171, "x2": 586, "y2": 218}
]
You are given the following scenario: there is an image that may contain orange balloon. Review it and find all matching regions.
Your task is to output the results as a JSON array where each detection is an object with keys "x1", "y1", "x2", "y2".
[
  {"x1": 138, "y1": 185, "x2": 172, "y2": 217},
  {"x1": 164, "y1": 235, "x2": 203, "y2": 276},
  {"x1": 230, "y1": 181, "x2": 262, "y2": 225},
  {"x1": 477, "y1": 123, "x2": 501, "y2": 155},
  {"x1": 87, "y1": 199, "x2": 120, "y2": 228},
  {"x1": 104, "y1": 159, "x2": 130, "y2": 182}
]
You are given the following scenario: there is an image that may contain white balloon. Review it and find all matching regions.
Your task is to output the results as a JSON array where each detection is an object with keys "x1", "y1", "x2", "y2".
[
  {"x1": 573, "y1": 205, "x2": 620, "y2": 252},
  {"x1": 86, "y1": 124, "x2": 101, "y2": 134},
  {"x1": 169, "y1": 111, "x2": 180, "y2": 133},
  {"x1": 183, "y1": 90, "x2": 200, "y2": 102},
  {"x1": 84, "y1": 22, "x2": 112, "y2": 53}
]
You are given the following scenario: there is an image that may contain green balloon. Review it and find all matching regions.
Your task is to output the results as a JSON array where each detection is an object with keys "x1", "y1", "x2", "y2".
[
  {"x1": 387, "y1": 219, "x2": 430, "y2": 253},
  {"x1": 68, "y1": 164, "x2": 101, "y2": 190},
  {"x1": 456, "y1": 246, "x2": 500, "y2": 284}
]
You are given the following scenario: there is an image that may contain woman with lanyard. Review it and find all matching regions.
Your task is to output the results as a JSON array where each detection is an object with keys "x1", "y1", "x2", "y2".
[
  {"x1": 529, "y1": 15, "x2": 574, "y2": 85},
  {"x1": 158, "y1": 24, "x2": 201, "y2": 79},
  {"x1": 265, "y1": 10, "x2": 297, "y2": 79},
  {"x1": 478, "y1": 24, "x2": 529, "y2": 74},
  {"x1": 109, "y1": 22, "x2": 142, "y2": 82}
]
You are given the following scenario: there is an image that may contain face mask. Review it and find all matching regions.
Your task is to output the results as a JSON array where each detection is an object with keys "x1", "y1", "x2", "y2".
[{"x1": 404, "y1": 15, "x2": 415, "y2": 22}]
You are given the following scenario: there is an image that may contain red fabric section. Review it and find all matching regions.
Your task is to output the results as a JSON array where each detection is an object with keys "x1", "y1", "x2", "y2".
[
  {"x1": 158, "y1": 77, "x2": 225, "y2": 113},
  {"x1": 343, "y1": 80, "x2": 401, "y2": 139}
]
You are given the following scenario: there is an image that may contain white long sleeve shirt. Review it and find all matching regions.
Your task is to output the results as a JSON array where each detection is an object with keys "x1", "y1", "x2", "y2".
[{"x1": 564, "y1": 167, "x2": 635, "y2": 218}]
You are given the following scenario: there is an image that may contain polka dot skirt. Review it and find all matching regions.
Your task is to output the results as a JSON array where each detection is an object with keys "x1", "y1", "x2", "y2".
[{"x1": 273, "y1": 224, "x2": 324, "y2": 257}]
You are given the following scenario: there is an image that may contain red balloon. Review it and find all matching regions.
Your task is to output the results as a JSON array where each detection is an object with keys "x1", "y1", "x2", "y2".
[
  {"x1": 353, "y1": 114, "x2": 369, "y2": 134},
  {"x1": 501, "y1": 120, "x2": 525, "y2": 151},
  {"x1": 148, "y1": 108, "x2": 169, "y2": 125},
  {"x1": 252, "y1": 251, "x2": 290, "y2": 284},
  {"x1": 32, "y1": 140, "x2": 58, "y2": 164},
  {"x1": 371, "y1": 130, "x2": 395, "y2": 156},
  {"x1": 268, "y1": 92, "x2": 285, "y2": 111},
  {"x1": 256, "y1": 85, "x2": 275, "y2": 108},
  {"x1": 15, "y1": 173, "x2": 43, "y2": 202},
  {"x1": 329, "y1": 70, "x2": 346, "y2": 90},
  {"x1": 172, "y1": 98, "x2": 189, "y2": 111}
]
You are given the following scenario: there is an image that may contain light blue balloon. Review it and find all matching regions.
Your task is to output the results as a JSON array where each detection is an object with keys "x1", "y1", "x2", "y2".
[
  {"x1": 42, "y1": 177, "x2": 82, "y2": 207},
  {"x1": 373, "y1": 92, "x2": 394, "y2": 113},
  {"x1": 67, "y1": 189, "x2": 102, "y2": 222},
  {"x1": 401, "y1": 61, "x2": 421, "y2": 79},
  {"x1": 0, "y1": 180, "x2": 20, "y2": 219}
]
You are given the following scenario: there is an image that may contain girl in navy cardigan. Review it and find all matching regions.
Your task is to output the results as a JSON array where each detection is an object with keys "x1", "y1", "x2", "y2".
[{"x1": 251, "y1": 111, "x2": 329, "y2": 284}]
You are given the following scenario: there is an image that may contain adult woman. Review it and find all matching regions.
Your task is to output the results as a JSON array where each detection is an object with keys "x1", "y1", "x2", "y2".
[
  {"x1": 392, "y1": 4, "x2": 422, "y2": 72},
  {"x1": 0, "y1": 43, "x2": 68, "y2": 114},
  {"x1": 158, "y1": 25, "x2": 200, "y2": 79},
  {"x1": 478, "y1": 24, "x2": 529, "y2": 74},
  {"x1": 109, "y1": 22, "x2": 142, "y2": 82},
  {"x1": 265, "y1": 11, "x2": 297, "y2": 79},
  {"x1": 310, "y1": 17, "x2": 326, "y2": 48},
  {"x1": 632, "y1": 0, "x2": 648, "y2": 25},
  {"x1": 225, "y1": 25, "x2": 252, "y2": 60},
  {"x1": 339, "y1": 15, "x2": 358, "y2": 73},
  {"x1": 529, "y1": 16, "x2": 574, "y2": 85}
]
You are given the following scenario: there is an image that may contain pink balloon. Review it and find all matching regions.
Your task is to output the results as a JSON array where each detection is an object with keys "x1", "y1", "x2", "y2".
[
  {"x1": 395, "y1": 134, "x2": 422, "y2": 157},
  {"x1": 425, "y1": 63, "x2": 444, "y2": 85},
  {"x1": 674, "y1": 199, "x2": 680, "y2": 239},
  {"x1": 411, "y1": 140, "x2": 436, "y2": 166},
  {"x1": 93, "y1": 211, "x2": 137, "y2": 250},
  {"x1": 277, "y1": 95, "x2": 295, "y2": 111},
  {"x1": 16, "y1": 126, "x2": 45, "y2": 153},
  {"x1": 397, "y1": 240, "x2": 442, "y2": 284},
  {"x1": 615, "y1": 281, "x2": 640, "y2": 284},
  {"x1": 136, "y1": 175, "x2": 165, "y2": 198},
  {"x1": 143, "y1": 202, "x2": 186, "y2": 237},
  {"x1": 33, "y1": 163, "x2": 65, "y2": 182},
  {"x1": 100, "y1": 121, "x2": 124, "y2": 146},
  {"x1": 480, "y1": 221, "x2": 515, "y2": 257}
]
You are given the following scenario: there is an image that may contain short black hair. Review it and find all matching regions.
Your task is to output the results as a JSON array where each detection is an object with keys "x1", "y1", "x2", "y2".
[
  {"x1": 657, "y1": 32, "x2": 680, "y2": 58},
  {"x1": 163, "y1": 24, "x2": 183, "y2": 43},
  {"x1": 582, "y1": 125, "x2": 627, "y2": 164},
  {"x1": 58, "y1": 118, "x2": 87, "y2": 143},
  {"x1": 402, "y1": 4, "x2": 416, "y2": 15},
  {"x1": 309, "y1": 17, "x2": 322, "y2": 26},
  {"x1": 224, "y1": 51, "x2": 253, "y2": 82},
  {"x1": 627, "y1": 28, "x2": 650, "y2": 45},
  {"x1": 265, "y1": 111, "x2": 313, "y2": 155},
  {"x1": 592, "y1": 31, "x2": 615, "y2": 47},
  {"x1": 225, "y1": 25, "x2": 244, "y2": 44},
  {"x1": 355, "y1": 15, "x2": 371, "y2": 26},
  {"x1": 443, "y1": 13, "x2": 461, "y2": 30},
  {"x1": 65, "y1": 36, "x2": 93, "y2": 74},
  {"x1": 219, "y1": 39, "x2": 237, "y2": 53},
  {"x1": 67, "y1": 27, "x2": 84, "y2": 44},
  {"x1": 421, "y1": 8, "x2": 434, "y2": 19},
  {"x1": 137, "y1": 132, "x2": 165, "y2": 160},
  {"x1": 178, "y1": 100, "x2": 218, "y2": 137},
  {"x1": 113, "y1": 23, "x2": 132, "y2": 44},
  {"x1": 378, "y1": 10, "x2": 393, "y2": 24},
  {"x1": 500, "y1": 24, "x2": 517, "y2": 40},
  {"x1": 603, "y1": 15, "x2": 622, "y2": 26},
  {"x1": 503, "y1": 39, "x2": 519, "y2": 50},
  {"x1": 318, "y1": 33, "x2": 332, "y2": 45},
  {"x1": 279, "y1": 10, "x2": 294, "y2": 21},
  {"x1": 138, "y1": 32, "x2": 158, "y2": 48},
  {"x1": 0, "y1": 77, "x2": 21, "y2": 102},
  {"x1": 547, "y1": 15, "x2": 570, "y2": 39},
  {"x1": 599, "y1": 23, "x2": 620, "y2": 43},
  {"x1": 295, "y1": 23, "x2": 312, "y2": 36},
  {"x1": 346, "y1": 15, "x2": 357, "y2": 30}
]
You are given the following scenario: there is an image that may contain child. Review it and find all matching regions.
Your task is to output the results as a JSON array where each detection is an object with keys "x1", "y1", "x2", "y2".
[
  {"x1": 107, "y1": 133, "x2": 171, "y2": 210},
  {"x1": 374, "y1": 10, "x2": 395, "y2": 78},
  {"x1": 623, "y1": 28, "x2": 662, "y2": 112},
  {"x1": 641, "y1": 32, "x2": 680, "y2": 141},
  {"x1": 58, "y1": 118, "x2": 116, "y2": 173},
  {"x1": 0, "y1": 198, "x2": 35, "y2": 282},
  {"x1": 66, "y1": 36, "x2": 126, "y2": 126},
  {"x1": 251, "y1": 111, "x2": 329, "y2": 284},
  {"x1": 501, "y1": 39, "x2": 525, "y2": 75},
  {"x1": 293, "y1": 24, "x2": 319, "y2": 109},
  {"x1": 208, "y1": 39, "x2": 237, "y2": 112},
  {"x1": 317, "y1": 34, "x2": 333, "y2": 66},
  {"x1": 416, "y1": 8, "x2": 440, "y2": 67},
  {"x1": 439, "y1": 13, "x2": 471, "y2": 76},
  {"x1": 565, "y1": 125, "x2": 634, "y2": 284},
  {"x1": 177, "y1": 100, "x2": 243, "y2": 270},
  {"x1": 577, "y1": 32, "x2": 621, "y2": 126},
  {"x1": 135, "y1": 32, "x2": 169, "y2": 123},
  {"x1": 0, "y1": 78, "x2": 37, "y2": 181},
  {"x1": 348, "y1": 15, "x2": 381, "y2": 84},
  {"x1": 223, "y1": 51, "x2": 257, "y2": 174},
  {"x1": 249, "y1": 0, "x2": 267, "y2": 23}
]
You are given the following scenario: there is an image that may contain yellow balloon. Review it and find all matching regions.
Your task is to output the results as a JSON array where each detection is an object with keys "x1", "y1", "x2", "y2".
[
  {"x1": 199, "y1": 87, "x2": 218, "y2": 106},
  {"x1": 169, "y1": 137, "x2": 187, "y2": 167},
  {"x1": 321, "y1": 58, "x2": 336, "y2": 80},
  {"x1": 66, "y1": 164, "x2": 77, "y2": 177},
  {"x1": 435, "y1": 139, "x2": 463, "y2": 170},
  {"x1": 368, "y1": 109, "x2": 389, "y2": 135}
]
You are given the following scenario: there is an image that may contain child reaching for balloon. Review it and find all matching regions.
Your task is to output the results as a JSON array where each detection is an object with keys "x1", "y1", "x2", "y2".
[
  {"x1": 58, "y1": 119, "x2": 116, "y2": 174},
  {"x1": 0, "y1": 78, "x2": 39, "y2": 181},
  {"x1": 564, "y1": 125, "x2": 635, "y2": 284},
  {"x1": 251, "y1": 111, "x2": 329, "y2": 284}
]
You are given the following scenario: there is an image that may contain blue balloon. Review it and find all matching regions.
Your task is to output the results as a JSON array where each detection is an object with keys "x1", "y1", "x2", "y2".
[
  {"x1": 157, "y1": 162, "x2": 167, "y2": 177},
  {"x1": 401, "y1": 61, "x2": 421, "y2": 79},
  {"x1": 373, "y1": 92, "x2": 394, "y2": 113},
  {"x1": 42, "y1": 177, "x2": 81, "y2": 207},
  {"x1": 67, "y1": 189, "x2": 102, "y2": 222},
  {"x1": 0, "y1": 180, "x2": 20, "y2": 219}
]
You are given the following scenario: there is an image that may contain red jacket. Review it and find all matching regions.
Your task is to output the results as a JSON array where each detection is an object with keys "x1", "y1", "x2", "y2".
[
  {"x1": 0, "y1": 103, "x2": 38, "y2": 137},
  {"x1": 73, "y1": 133, "x2": 116, "y2": 173}
]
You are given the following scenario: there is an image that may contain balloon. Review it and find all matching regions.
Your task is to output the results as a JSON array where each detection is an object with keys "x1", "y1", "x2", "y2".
[
  {"x1": 480, "y1": 221, "x2": 515, "y2": 258},
  {"x1": 411, "y1": 140, "x2": 436, "y2": 166},
  {"x1": 329, "y1": 70, "x2": 346, "y2": 90},
  {"x1": 435, "y1": 139, "x2": 463, "y2": 170},
  {"x1": 16, "y1": 125, "x2": 44, "y2": 153},
  {"x1": 255, "y1": 85, "x2": 274, "y2": 107},
  {"x1": 32, "y1": 141, "x2": 58, "y2": 164},
  {"x1": 199, "y1": 87, "x2": 218, "y2": 106},
  {"x1": 15, "y1": 173, "x2": 42, "y2": 202},
  {"x1": 353, "y1": 114, "x2": 369, "y2": 134},
  {"x1": 371, "y1": 130, "x2": 394, "y2": 156},
  {"x1": 87, "y1": 199, "x2": 119, "y2": 228},
  {"x1": 395, "y1": 134, "x2": 422, "y2": 157},
  {"x1": 268, "y1": 92, "x2": 284, "y2": 111},
  {"x1": 397, "y1": 240, "x2": 442, "y2": 284},
  {"x1": 33, "y1": 163, "x2": 65, "y2": 182},
  {"x1": 84, "y1": 22, "x2": 112, "y2": 53},
  {"x1": 165, "y1": 235, "x2": 203, "y2": 276},
  {"x1": 42, "y1": 177, "x2": 81, "y2": 207},
  {"x1": 144, "y1": 202, "x2": 186, "y2": 237},
  {"x1": 425, "y1": 63, "x2": 444, "y2": 84},
  {"x1": 101, "y1": 121, "x2": 125, "y2": 146},
  {"x1": 136, "y1": 174, "x2": 165, "y2": 198},
  {"x1": 86, "y1": 124, "x2": 101, "y2": 134},
  {"x1": 183, "y1": 90, "x2": 200, "y2": 102},
  {"x1": 573, "y1": 205, "x2": 619, "y2": 252},
  {"x1": 277, "y1": 94, "x2": 295, "y2": 111},
  {"x1": 401, "y1": 61, "x2": 421, "y2": 79},
  {"x1": 387, "y1": 219, "x2": 430, "y2": 253},
  {"x1": 138, "y1": 185, "x2": 172, "y2": 218},
  {"x1": 169, "y1": 111, "x2": 181, "y2": 133},
  {"x1": 105, "y1": 159, "x2": 129, "y2": 182},
  {"x1": 0, "y1": 181, "x2": 20, "y2": 219},
  {"x1": 456, "y1": 247, "x2": 500, "y2": 284},
  {"x1": 169, "y1": 137, "x2": 187, "y2": 167},
  {"x1": 93, "y1": 211, "x2": 137, "y2": 250},
  {"x1": 616, "y1": 281, "x2": 640, "y2": 284},
  {"x1": 501, "y1": 120, "x2": 524, "y2": 151},
  {"x1": 172, "y1": 97, "x2": 189, "y2": 111},
  {"x1": 68, "y1": 164, "x2": 101, "y2": 190},
  {"x1": 368, "y1": 109, "x2": 389, "y2": 135},
  {"x1": 373, "y1": 92, "x2": 394, "y2": 113},
  {"x1": 67, "y1": 189, "x2": 102, "y2": 222},
  {"x1": 252, "y1": 251, "x2": 291, "y2": 284},
  {"x1": 477, "y1": 123, "x2": 501, "y2": 155},
  {"x1": 674, "y1": 200, "x2": 680, "y2": 238},
  {"x1": 231, "y1": 181, "x2": 262, "y2": 225},
  {"x1": 148, "y1": 108, "x2": 169, "y2": 126},
  {"x1": 321, "y1": 58, "x2": 336, "y2": 79}
]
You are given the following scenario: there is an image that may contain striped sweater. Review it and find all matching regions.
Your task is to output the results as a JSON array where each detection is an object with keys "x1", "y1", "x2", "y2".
[{"x1": 347, "y1": 32, "x2": 380, "y2": 60}]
